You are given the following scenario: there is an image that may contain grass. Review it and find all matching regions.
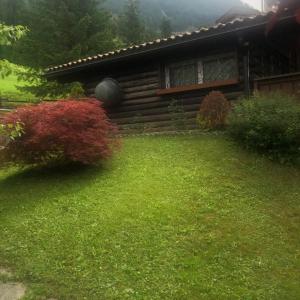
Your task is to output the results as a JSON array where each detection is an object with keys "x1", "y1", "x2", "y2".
[
  {"x1": 0, "y1": 74, "x2": 36, "y2": 102},
  {"x1": 0, "y1": 74, "x2": 21, "y2": 93},
  {"x1": 0, "y1": 135, "x2": 299, "y2": 299}
]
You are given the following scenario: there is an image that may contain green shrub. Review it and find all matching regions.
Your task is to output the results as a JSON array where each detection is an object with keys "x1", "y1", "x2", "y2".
[
  {"x1": 228, "y1": 93, "x2": 300, "y2": 163},
  {"x1": 197, "y1": 91, "x2": 231, "y2": 130}
]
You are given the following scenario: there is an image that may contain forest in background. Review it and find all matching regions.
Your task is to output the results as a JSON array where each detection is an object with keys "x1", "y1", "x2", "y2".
[{"x1": 105, "y1": 0, "x2": 241, "y2": 31}]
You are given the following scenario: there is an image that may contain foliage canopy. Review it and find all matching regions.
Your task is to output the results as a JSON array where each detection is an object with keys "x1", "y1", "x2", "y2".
[{"x1": 0, "y1": 23, "x2": 26, "y2": 78}]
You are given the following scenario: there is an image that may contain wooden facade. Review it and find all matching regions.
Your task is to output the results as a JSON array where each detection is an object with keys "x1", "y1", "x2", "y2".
[
  {"x1": 254, "y1": 72, "x2": 300, "y2": 97},
  {"x1": 80, "y1": 47, "x2": 246, "y2": 132},
  {"x1": 46, "y1": 11, "x2": 300, "y2": 133}
]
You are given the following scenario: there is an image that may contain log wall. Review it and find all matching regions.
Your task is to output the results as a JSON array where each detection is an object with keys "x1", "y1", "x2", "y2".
[{"x1": 85, "y1": 62, "x2": 244, "y2": 133}]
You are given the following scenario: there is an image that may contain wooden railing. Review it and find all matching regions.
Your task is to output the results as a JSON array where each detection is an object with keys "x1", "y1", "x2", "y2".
[
  {"x1": 254, "y1": 72, "x2": 300, "y2": 98},
  {"x1": 0, "y1": 98, "x2": 36, "y2": 109},
  {"x1": 0, "y1": 98, "x2": 40, "y2": 120}
]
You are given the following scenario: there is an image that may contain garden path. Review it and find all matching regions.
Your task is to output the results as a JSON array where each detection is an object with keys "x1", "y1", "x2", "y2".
[{"x1": 0, "y1": 268, "x2": 26, "y2": 300}]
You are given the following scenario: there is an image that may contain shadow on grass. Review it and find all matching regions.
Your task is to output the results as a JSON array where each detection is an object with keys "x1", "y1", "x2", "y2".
[
  {"x1": 0, "y1": 162, "x2": 109, "y2": 211},
  {"x1": 1, "y1": 162, "x2": 105, "y2": 181}
]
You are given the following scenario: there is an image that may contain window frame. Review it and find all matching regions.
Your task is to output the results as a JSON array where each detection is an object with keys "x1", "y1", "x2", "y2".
[{"x1": 164, "y1": 52, "x2": 238, "y2": 89}]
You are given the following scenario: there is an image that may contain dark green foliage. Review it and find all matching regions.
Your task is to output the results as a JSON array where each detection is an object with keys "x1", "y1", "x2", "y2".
[
  {"x1": 13, "y1": 0, "x2": 118, "y2": 69},
  {"x1": 160, "y1": 17, "x2": 172, "y2": 38},
  {"x1": 21, "y1": 80, "x2": 84, "y2": 99},
  {"x1": 16, "y1": 68, "x2": 85, "y2": 99},
  {"x1": 0, "y1": 0, "x2": 26, "y2": 25},
  {"x1": 118, "y1": 0, "x2": 145, "y2": 45},
  {"x1": 3, "y1": 0, "x2": 120, "y2": 98},
  {"x1": 228, "y1": 93, "x2": 300, "y2": 163},
  {"x1": 106, "y1": 0, "x2": 241, "y2": 32},
  {"x1": 0, "y1": 24, "x2": 27, "y2": 79}
]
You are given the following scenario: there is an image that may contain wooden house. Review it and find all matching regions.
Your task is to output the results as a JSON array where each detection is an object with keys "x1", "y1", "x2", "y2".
[{"x1": 45, "y1": 10, "x2": 300, "y2": 132}]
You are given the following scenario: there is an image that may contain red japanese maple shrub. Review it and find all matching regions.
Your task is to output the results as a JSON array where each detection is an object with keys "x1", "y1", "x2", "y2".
[
  {"x1": 1, "y1": 99, "x2": 119, "y2": 166},
  {"x1": 197, "y1": 91, "x2": 231, "y2": 130}
]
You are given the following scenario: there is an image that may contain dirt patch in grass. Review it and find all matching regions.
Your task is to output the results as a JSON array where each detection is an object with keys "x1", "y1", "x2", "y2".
[{"x1": 0, "y1": 282, "x2": 26, "y2": 300}]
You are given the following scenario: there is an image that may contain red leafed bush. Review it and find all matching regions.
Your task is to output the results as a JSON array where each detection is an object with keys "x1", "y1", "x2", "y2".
[
  {"x1": 1, "y1": 99, "x2": 119, "y2": 166},
  {"x1": 197, "y1": 91, "x2": 231, "y2": 129}
]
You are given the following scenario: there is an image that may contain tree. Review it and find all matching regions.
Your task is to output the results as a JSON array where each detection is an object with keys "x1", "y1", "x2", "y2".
[
  {"x1": 118, "y1": 0, "x2": 145, "y2": 45},
  {"x1": 7, "y1": 0, "x2": 120, "y2": 98},
  {"x1": 0, "y1": 23, "x2": 26, "y2": 142},
  {"x1": 0, "y1": 0, "x2": 26, "y2": 25},
  {"x1": 0, "y1": 23, "x2": 26, "y2": 78},
  {"x1": 14, "y1": 0, "x2": 118, "y2": 69},
  {"x1": 160, "y1": 17, "x2": 172, "y2": 38}
]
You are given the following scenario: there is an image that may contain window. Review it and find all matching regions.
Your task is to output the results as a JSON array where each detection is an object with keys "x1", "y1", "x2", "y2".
[
  {"x1": 165, "y1": 60, "x2": 202, "y2": 88},
  {"x1": 203, "y1": 55, "x2": 238, "y2": 82},
  {"x1": 165, "y1": 53, "x2": 237, "y2": 89}
]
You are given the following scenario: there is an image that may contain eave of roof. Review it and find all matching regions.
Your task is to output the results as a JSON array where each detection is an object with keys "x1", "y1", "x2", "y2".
[{"x1": 45, "y1": 11, "x2": 294, "y2": 78}]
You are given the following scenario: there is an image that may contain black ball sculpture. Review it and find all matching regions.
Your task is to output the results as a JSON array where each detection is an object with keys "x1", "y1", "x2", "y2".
[{"x1": 95, "y1": 78, "x2": 123, "y2": 107}]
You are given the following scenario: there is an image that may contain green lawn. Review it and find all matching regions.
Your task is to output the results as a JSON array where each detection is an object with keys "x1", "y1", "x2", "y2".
[
  {"x1": 0, "y1": 74, "x2": 20, "y2": 93},
  {"x1": 0, "y1": 135, "x2": 299, "y2": 299},
  {"x1": 0, "y1": 74, "x2": 36, "y2": 101}
]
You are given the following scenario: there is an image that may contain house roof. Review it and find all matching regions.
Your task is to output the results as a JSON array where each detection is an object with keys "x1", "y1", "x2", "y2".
[
  {"x1": 215, "y1": 2, "x2": 260, "y2": 24},
  {"x1": 45, "y1": 11, "x2": 293, "y2": 77}
]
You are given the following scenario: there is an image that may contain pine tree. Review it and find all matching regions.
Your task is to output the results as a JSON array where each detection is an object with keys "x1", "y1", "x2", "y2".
[
  {"x1": 160, "y1": 17, "x2": 172, "y2": 38},
  {"x1": 14, "y1": 0, "x2": 117, "y2": 68},
  {"x1": 118, "y1": 0, "x2": 145, "y2": 45},
  {"x1": 0, "y1": 0, "x2": 26, "y2": 25}
]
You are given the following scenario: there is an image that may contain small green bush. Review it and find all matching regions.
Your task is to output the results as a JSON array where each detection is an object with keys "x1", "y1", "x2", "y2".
[{"x1": 228, "y1": 93, "x2": 300, "y2": 164}]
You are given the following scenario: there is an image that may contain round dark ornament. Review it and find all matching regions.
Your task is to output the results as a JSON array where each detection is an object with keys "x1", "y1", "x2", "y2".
[{"x1": 95, "y1": 78, "x2": 123, "y2": 107}]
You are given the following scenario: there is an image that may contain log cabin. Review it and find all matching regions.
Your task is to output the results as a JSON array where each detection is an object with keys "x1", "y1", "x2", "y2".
[{"x1": 45, "y1": 9, "x2": 300, "y2": 133}]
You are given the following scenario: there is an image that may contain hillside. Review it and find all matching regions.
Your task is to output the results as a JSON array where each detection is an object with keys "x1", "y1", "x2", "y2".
[{"x1": 105, "y1": 0, "x2": 243, "y2": 31}]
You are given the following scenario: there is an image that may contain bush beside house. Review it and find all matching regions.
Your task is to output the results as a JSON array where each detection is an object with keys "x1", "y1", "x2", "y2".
[
  {"x1": 197, "y1": 91, "x2": 231, "y2": 130},
  {"x1": 228, "y1": 93, "x2": 300, "y2": 164}
]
